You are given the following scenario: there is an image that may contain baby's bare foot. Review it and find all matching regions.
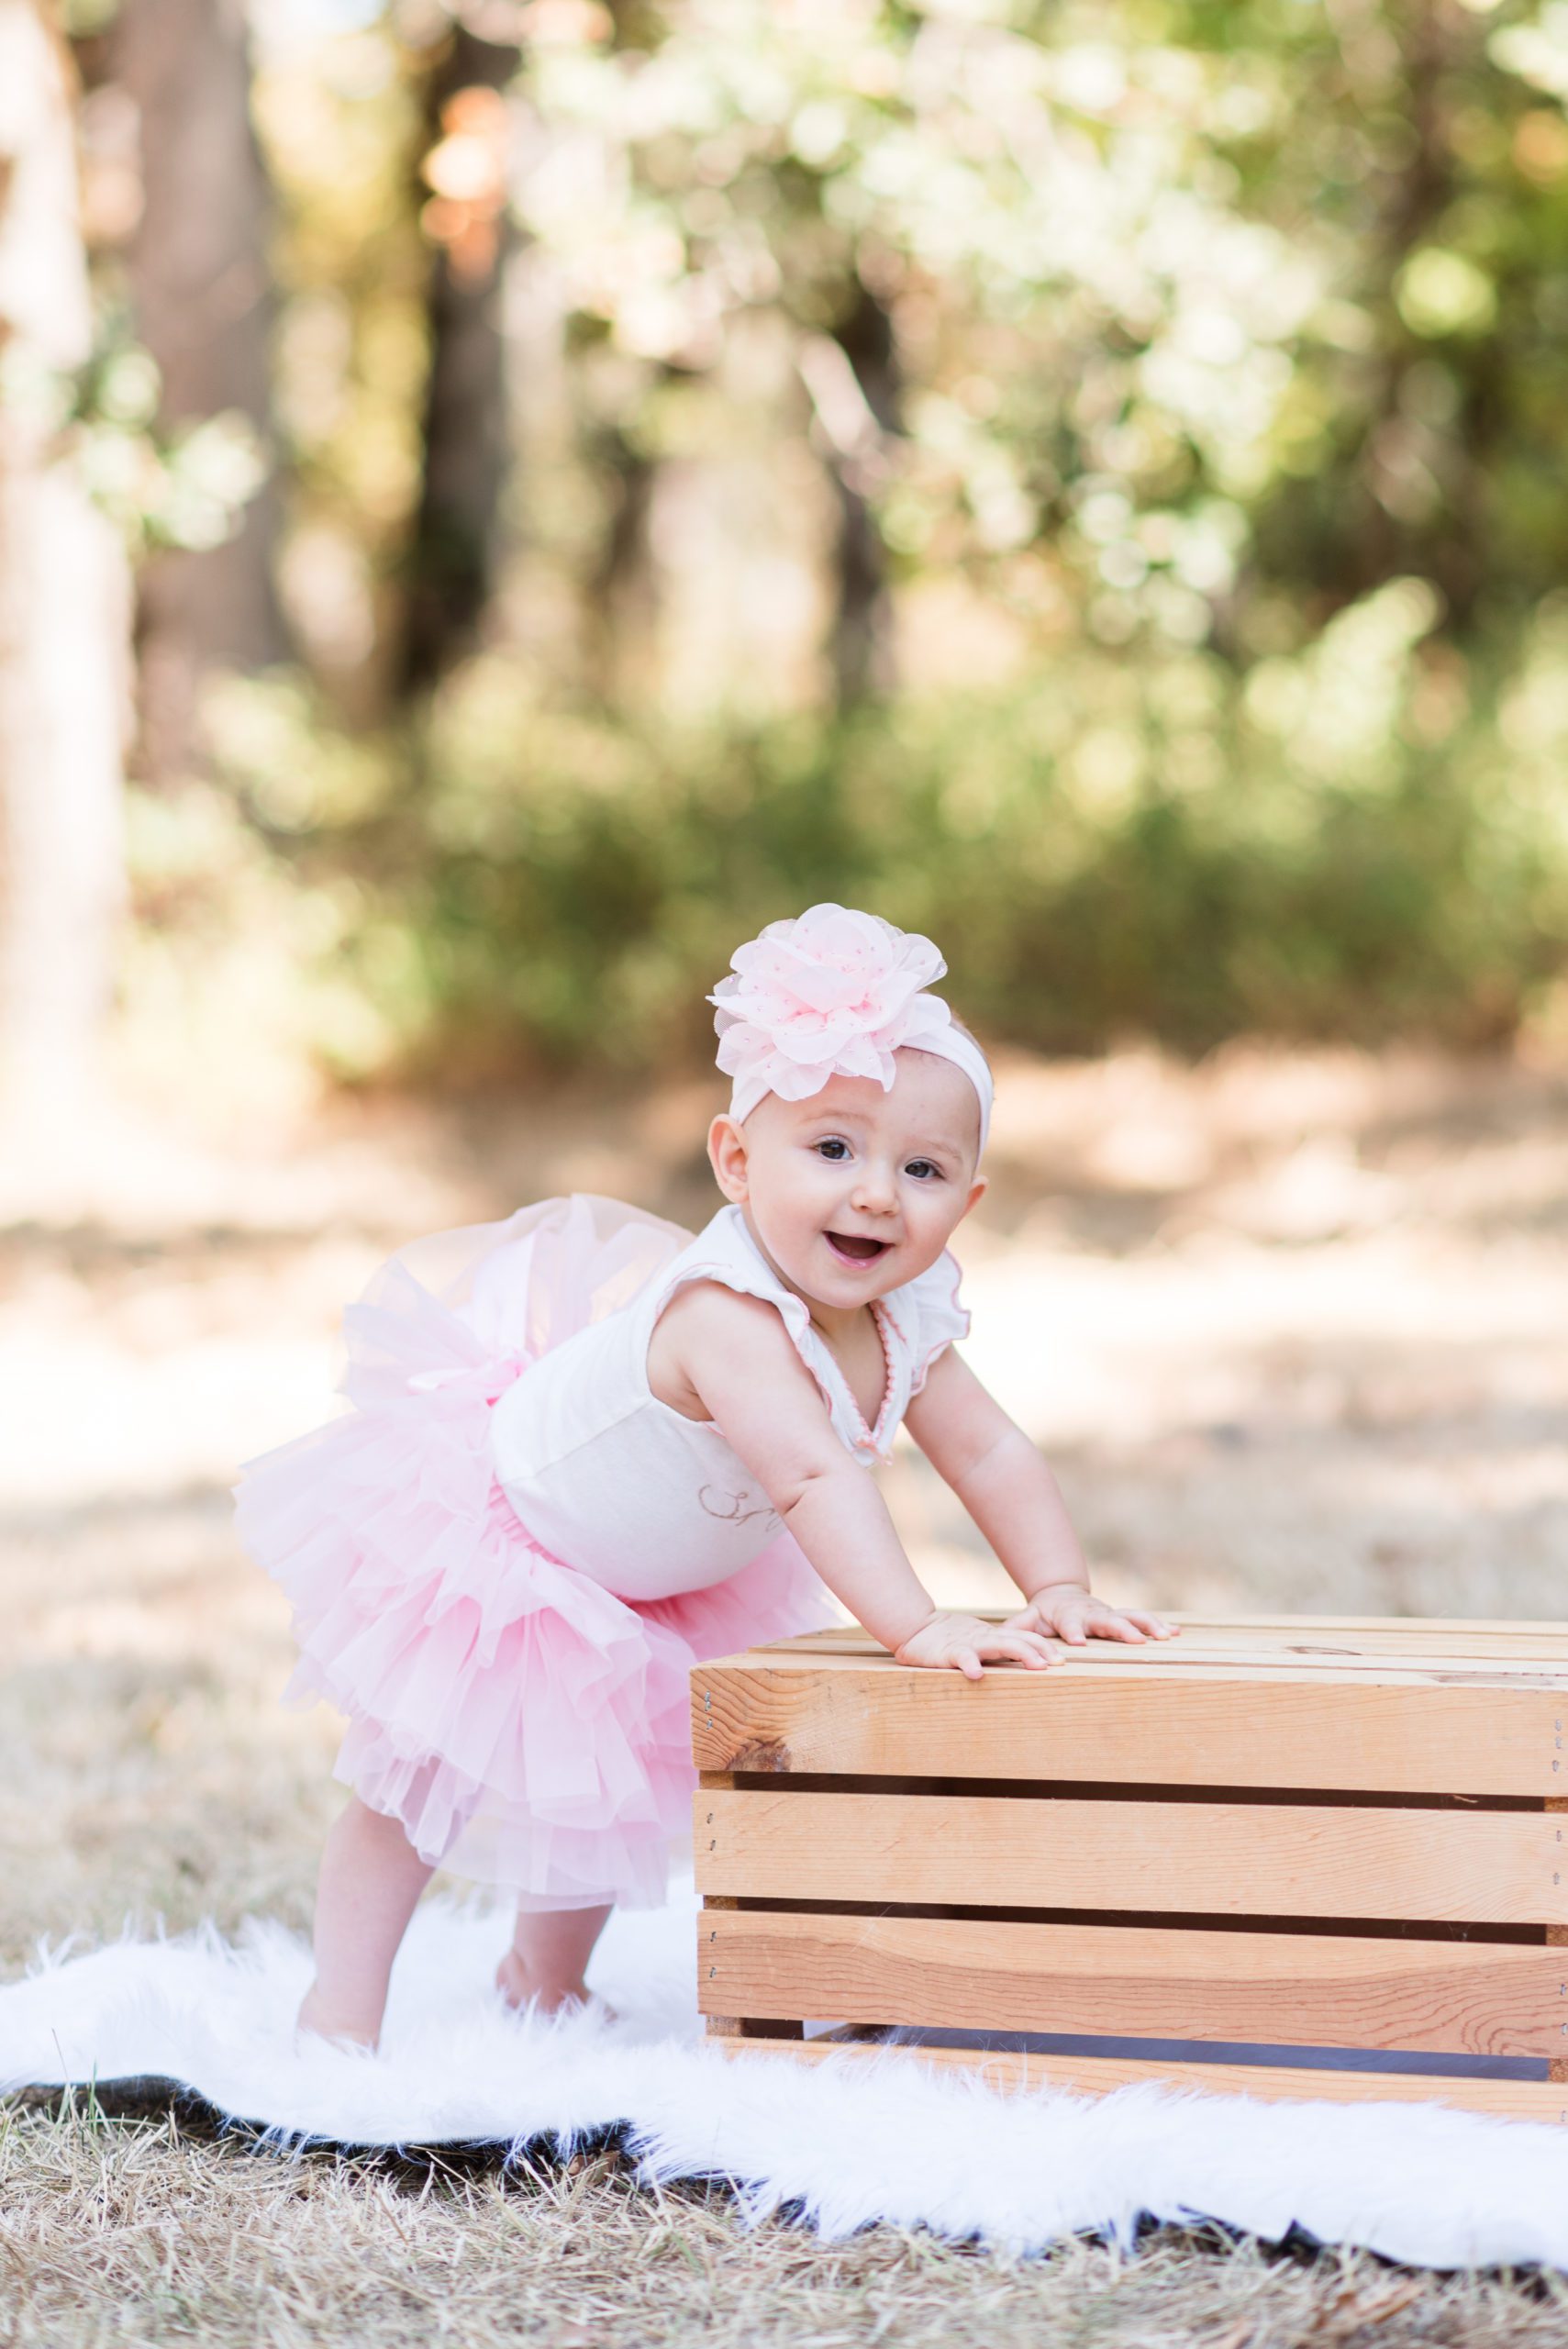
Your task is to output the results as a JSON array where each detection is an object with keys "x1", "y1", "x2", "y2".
[
  {"x1": 296, "y1": 1983, "x2": 380, "y2": 2050},
  {"x1": 495, "y1": 1950, "x2": 616, "y2": 2021}
]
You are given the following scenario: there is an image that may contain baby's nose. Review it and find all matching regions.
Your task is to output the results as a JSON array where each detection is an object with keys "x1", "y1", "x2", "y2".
[{"x1": 851, "y1": 1167, "x2": 898, "y2": 1210}]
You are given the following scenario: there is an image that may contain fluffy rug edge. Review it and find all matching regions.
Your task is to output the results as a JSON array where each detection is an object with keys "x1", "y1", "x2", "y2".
[{"x1": 6, "y1": 1898, "x2": 1568, "y2": 2275}]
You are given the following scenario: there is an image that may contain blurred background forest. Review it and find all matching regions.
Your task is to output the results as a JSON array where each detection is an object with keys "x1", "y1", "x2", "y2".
[{"x1": 6, "y1": 0, "x2": 1568, "y2": 1129}]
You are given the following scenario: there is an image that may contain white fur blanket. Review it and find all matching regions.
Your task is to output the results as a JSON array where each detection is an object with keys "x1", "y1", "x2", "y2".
[{"x1": 6, "y1": 1885, "x2": 1568, "y2": 2271}]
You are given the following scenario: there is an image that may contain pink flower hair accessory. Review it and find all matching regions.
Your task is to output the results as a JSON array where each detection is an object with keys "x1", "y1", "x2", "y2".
[{"x1": 710, "y1": 903, "x2": 992, "y2": 1153}]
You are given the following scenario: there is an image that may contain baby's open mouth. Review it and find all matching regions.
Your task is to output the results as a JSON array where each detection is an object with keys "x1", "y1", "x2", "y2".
[{"x1": 825, "y1": 1231, "x2": 890, "y2": 1265}]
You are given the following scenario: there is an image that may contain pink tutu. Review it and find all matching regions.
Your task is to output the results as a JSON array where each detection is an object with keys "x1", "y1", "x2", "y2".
[{"x1": 234, "y1": 1196, "x2": 830, "y2": 1910}]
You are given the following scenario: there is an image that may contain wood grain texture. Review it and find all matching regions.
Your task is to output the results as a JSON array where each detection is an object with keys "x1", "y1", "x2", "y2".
[
  {"x1": 694, "y1": 1789, "x2": 1568, "y2": 1923},
  {"x1": 726, "y1": 1652, "x2": 1564, "y2": 1686},
  {"x1": 717, "y1": 2037, "x2": 1568, "y2": 2124},
  {"x1": 773, "y1": 1635, "x2": 1568, "y2": 1679},
  {"x1": 691, "y1": 1663, "x2": 1567, "y2": 1797},
  {"x1": 698, "y1": 1909, "x2": 1566, "y2": 2056},
  {"x1": 775, "y1": 1617, "x2": 1568, "y2": 1664}
]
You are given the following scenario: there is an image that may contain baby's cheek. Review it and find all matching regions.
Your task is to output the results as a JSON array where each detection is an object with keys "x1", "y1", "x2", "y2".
[
  {"x1": 906, "y1": 1189, "x2": 962, "y2": 1243},
  {"x1": 791, "y1": 1168, "x2": 841, "y2": 1216}
]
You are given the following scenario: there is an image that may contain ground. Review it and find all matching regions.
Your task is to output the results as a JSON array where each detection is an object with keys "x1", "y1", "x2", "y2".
[{"x1": 4, "y1": 1042, "x2": 1567, "y2": 2345}]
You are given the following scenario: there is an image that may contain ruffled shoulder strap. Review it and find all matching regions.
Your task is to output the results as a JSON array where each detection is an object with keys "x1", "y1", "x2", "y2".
[
  {"x1": 644, "y1": 1205, "x2": 814, "y2": 1350},
  {"x1": 642, "y1": 1205, "x2": 849, "y2": 1413},
  {"x1": 644, "y1": 1208, "x2": 967, "y2": 1453},
  {"x1": 882, "y1": 1249, "x2": 970, "y2": 1399}
]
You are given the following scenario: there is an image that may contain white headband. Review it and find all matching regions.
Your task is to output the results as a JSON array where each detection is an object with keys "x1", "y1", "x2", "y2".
[{"x1": 709, "y1": 904, "x2": 992, "y2": 1157}]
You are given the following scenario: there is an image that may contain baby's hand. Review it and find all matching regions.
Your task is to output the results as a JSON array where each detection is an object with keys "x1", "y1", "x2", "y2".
[
  {"x1": 894, "y1": 1610, "x2": 1062, "y2": 1681},
  {"x1": 1006, "y1": 1585, "x2": 1178, "y2": 1647}
]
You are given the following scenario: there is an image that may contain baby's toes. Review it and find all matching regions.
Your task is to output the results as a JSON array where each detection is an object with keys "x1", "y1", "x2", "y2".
[{"x1": 494, "y1": 1951, "x2": 531, "y2": 2009}]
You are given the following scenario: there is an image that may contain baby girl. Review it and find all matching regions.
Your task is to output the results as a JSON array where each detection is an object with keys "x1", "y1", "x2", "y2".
[{"x1": 237, "y1": 903, "x2": 1173, "y2": 2047}]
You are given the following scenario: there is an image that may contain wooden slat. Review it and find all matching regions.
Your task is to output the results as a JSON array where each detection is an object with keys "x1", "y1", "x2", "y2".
[
  {"x1": 699, "y1": 1909, "x2": 1565, "y2": 2056},
  {"x1": 777, "y1": 1614, "x2": 1568, "y2": 1640},
  {"x1": 776, "y1": 1616, "x2": 1568, "y2": 1661},
  {"x1": 692, "y1": 1663, "x2": 1568, "y2": 1797},
  {"x1": 717, "y1": 2037, "x2": 1568, "y2": 2125},
  {"x1": 695, "y1": 1790, "x2": 1568, "y2": 1924},
  {"x1": 1174, "y1": 1616, "x2": 1568, "y2": 1654},
  {"x1": 718, "y1": 1650, "x2": 1566, "y2": 1691},
  {"x1": 1177, "y1": 1614, "x2": 1568, "y2": 1635},
  {"x1": 763, "y1": 1628, "x2": 1568, "y2": 1678}
]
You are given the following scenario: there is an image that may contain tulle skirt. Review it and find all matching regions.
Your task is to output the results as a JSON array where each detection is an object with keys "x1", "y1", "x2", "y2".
[{"x1": 233, "y1": 1195, "x2": 831, "y2": 1910}]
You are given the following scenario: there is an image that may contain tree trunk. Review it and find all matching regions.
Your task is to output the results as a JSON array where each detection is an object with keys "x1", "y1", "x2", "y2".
[
  {"x1": 803, "y1": 282, "x2": 899, "y2": 707},
  {"x1": 591, "y1": 435, "x2": 656, "y2": 709},
  {"x1": 0, "y1": 0, "x2": 132, "y2": 1122},
  {"x1": 113, "y1": 0, "x2": 284, "y2": 780},
  {"x1": 399, "y1": 23, "x2": 517, "y2": 696}
]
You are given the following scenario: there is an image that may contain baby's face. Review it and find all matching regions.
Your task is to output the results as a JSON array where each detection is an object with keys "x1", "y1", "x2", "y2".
[{"x1": 710, "y1": 1050, "x2": 986, "y2": 1311}]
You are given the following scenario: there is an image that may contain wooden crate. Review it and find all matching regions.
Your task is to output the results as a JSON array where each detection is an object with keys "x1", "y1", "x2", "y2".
[{"x1": 691, "y1": 1615, "x2": 1568, "y2": 2121}]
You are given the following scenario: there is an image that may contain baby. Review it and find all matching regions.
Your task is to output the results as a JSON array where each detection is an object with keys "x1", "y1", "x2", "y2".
[{"x1": 236, "y1": 904, "x2": 1173, "y2": 2046}]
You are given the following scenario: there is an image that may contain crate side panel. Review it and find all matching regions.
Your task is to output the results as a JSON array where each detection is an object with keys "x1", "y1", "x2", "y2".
[
  {"x1": 695, "y1": 1790, "x2": 1568, "y2": 1924},
  {"x1": 699, "y1": 1910, "x2": 1564, "y2": 2057},
  {"x1": 691, "y1": 1666, "x2": 1564, "y2": 1798}
]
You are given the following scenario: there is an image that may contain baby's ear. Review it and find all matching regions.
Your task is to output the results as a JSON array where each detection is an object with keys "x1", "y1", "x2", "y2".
[
  {"x1": 707, "y1": 1114, "x2": 751, "y2": 1202},
  {"x1": 962, "y1": 1171, "x2": 988, "y2": 1219}
]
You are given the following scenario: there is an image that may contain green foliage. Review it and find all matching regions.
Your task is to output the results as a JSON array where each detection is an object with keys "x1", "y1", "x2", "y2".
[
  {"x1": 208, "y1": 590, "x2": 1568, "y2": 1084},
  {"x1": 201, "y1": 3, "x2": 1568, "y2": 1078},
  {"x1": 0, "y1": 317, "x2": 265, "y2": 562},
  {"x1": 502, "y1": 0, "x2": 1568, "y2": 666},
  {"x1": 253, "y1": 1, "x2": 1568, "y2": 682},
  {"x1": 72, "y1": 335, "x2": 269, "y2": 556}
]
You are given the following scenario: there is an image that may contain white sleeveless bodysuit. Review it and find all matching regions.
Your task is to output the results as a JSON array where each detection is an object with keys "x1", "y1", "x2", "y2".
[{"x1": 488, "y1": 1204, "x2": 968, "y2": 1604}]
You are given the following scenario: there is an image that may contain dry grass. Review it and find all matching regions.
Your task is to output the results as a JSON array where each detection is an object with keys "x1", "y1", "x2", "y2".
[
  {"x1": 5, "y1": 2099, "x2": 1567, "y2": 2349},
  {"x1": 5, "y1": 1046, "x2": 1568, "y2": 2343}
]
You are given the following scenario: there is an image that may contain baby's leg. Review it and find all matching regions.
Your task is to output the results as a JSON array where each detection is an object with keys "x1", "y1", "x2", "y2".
[
  {"x1": 495, "y1": 1903, "x2": 612, "y2": 2015},
  {"x1": 297, "y1": 1795, "x2": 434, "y2": 2048}
]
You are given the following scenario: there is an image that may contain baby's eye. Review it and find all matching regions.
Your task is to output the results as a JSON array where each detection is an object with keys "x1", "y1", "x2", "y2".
[
  {"x1": 814, "y1": 1138, "x2": 851, "y2": 1162},
  {"x1": 905, "y1": 1159, "x2": 941, "y2": 1181}
]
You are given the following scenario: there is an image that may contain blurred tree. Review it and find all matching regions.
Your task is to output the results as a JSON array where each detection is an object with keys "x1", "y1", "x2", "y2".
[
  {"x1": 506, "y1": 3, "x2": 1320, "y2": 703},
  {"x1": 1197, "y1": 0, "x2": 1568, "y2": 644},
  {"x1": 182, "y1": 0, "x2": 1568, "y2": 1078},
  {"x1": 0, "y1": 0, "x2": 131, "y2": 1117},
  {"x1": 806, "y1": 283, "x2": 899, "y2": 702},
  {"x1": 501, "y1": 1, "x2": 1568, "y2": 693},
  {"x1": 247, "y1": 12, "x2": 429, "y2": 720},
  {"x1": 113, "y1": 0, "x2": 285, "y2": 778},
  {"x1": 587, "y1": 418, "x2": 657, "y2": 707},
  {"x1": 400, "y1": 14, "x2": 518, "y2": 692}
]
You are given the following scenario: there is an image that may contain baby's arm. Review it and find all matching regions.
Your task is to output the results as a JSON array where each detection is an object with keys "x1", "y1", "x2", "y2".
[
  {"x1": 666, "y1": 1286, "x2": 1060, "y2": 1678},
  {"x1": 904, "y1": 1349, "x2": 1176, "y2": 1645}
]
